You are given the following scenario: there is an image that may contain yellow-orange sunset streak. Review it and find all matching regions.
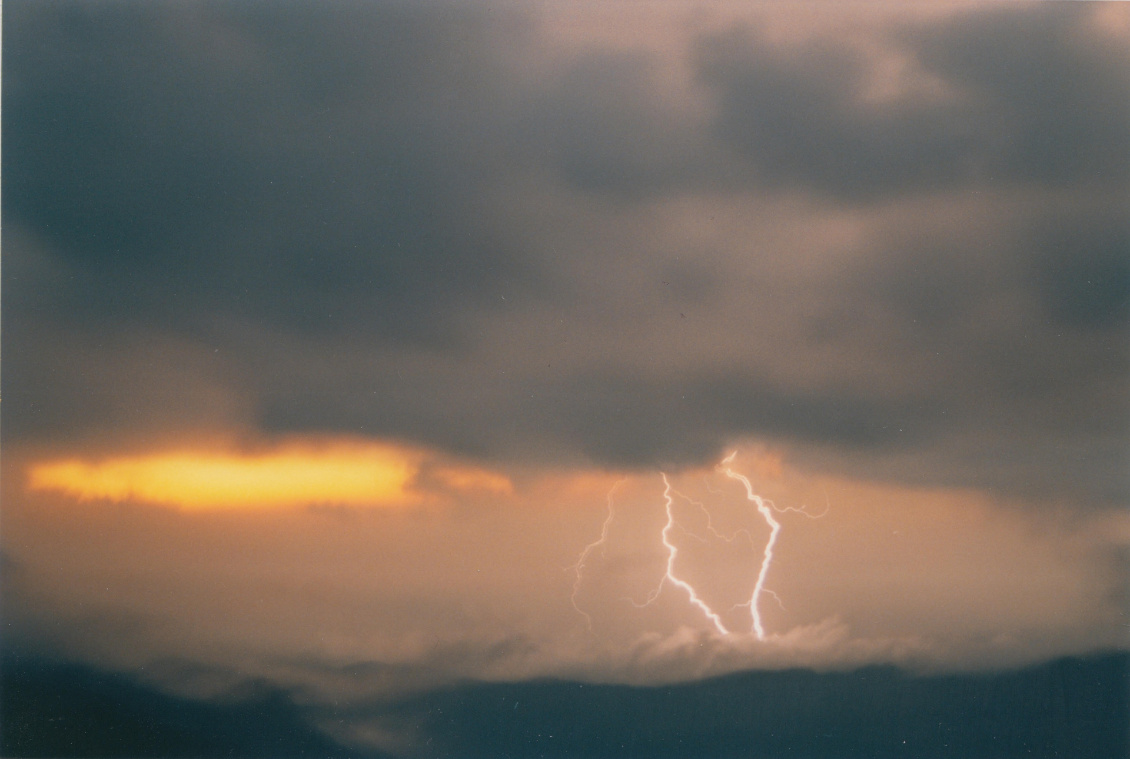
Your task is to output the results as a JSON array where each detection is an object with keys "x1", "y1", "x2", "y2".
[{"x1": 26, "y1": 444, "x2": 419, "y2": 510}]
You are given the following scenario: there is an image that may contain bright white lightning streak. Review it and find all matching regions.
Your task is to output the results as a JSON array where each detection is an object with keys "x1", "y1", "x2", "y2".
[
  {"x1": 719, "y1": 451, "x2": 780, "y2": 641},
  {"x1": 572, "y1": 458, "x2": 820, "y2": 638},
  {"x1": 653, "y1": 473, "x2": 730, "y2": 636},
  {"x1": 570, "y1": 480, "x2": 626, "y2": 631}
]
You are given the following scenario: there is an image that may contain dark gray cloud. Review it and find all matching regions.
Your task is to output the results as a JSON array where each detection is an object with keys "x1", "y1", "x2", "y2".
[
  {"x1": 3, "y1": 1, "x2": 1127, "y2": 504},
  {"x1": 4, "y1": 2, "x2": 542, "y2": 339},
  {"x1": 1030, "y1": 217, "x2": 1130, "y2": 330},
  {"x1": 696, "y1": 3, "x2": 1130, "y2": 200},
  {"x1": 908, "y1": 3, "x2": 1130, "y2": 188},
  {"x1": 697, "y1": 29, "x2": 976, "y2": 199}
]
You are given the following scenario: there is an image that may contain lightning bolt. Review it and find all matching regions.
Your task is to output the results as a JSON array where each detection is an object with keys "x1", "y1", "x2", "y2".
[
  {"x1": 646, "y1": 473, "x2": 730, "y2": 636},
  {"x1": 719, "y1": 451, "x2": 780, "y2": 640},
  {"x1": 570, "y1": 479, "x2": 626, "y2": 631},
  {"x1": 571, "y1": 454, "x2": 823, "y2": 640}
]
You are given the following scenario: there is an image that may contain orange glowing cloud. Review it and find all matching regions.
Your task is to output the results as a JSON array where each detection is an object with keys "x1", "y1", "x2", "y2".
[
  {"x1": 429, "y1": 465, "x2": 514, "y2": 496},
  {"x1": 26, "y1": 441, "x2": 422, "y2": 510}
]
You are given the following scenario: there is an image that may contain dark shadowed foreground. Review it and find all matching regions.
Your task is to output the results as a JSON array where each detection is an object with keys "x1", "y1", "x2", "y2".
[{"x1": 3, "y1": 653, "x2": 1125, "y2": 758}]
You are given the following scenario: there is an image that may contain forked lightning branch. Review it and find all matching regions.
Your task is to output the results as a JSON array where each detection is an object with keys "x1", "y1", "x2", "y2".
[{"x1": 571, "y1": 452, "x2": 825, "y2": 640}]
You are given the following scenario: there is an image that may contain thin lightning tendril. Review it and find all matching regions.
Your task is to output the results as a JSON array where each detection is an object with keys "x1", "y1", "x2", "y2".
[
  {"x1": 570, "y1": 479, "x2": 626, "y2": 631},
  {"x1": 681, "y1": 492, "x2": 757, "y2": 548},
  {"x1": 763, "y1": 587, "x2": 787, "y2": 611},
  {"x1": 767, "y1": 499, "x2": 829, "y2": 519}
]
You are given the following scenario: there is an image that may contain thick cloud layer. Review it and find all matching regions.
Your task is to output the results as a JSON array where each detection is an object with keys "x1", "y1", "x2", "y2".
[
  {"x1": 4, "y1": 1, "x2": 1128, "y2": 507},
  {"x1": 699, "y1": 5, "x2": 1130, "y2": 198}
]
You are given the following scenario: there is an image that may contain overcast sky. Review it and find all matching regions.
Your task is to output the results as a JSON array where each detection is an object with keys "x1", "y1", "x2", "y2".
[{"x1": 3, "y1": 1, "x2": 1128, "y2": 755}]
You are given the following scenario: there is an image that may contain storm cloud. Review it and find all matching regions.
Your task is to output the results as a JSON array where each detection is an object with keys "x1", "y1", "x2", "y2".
[{"x1": 5, "y1": 1, "x2": 1128, "y2": 506}]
